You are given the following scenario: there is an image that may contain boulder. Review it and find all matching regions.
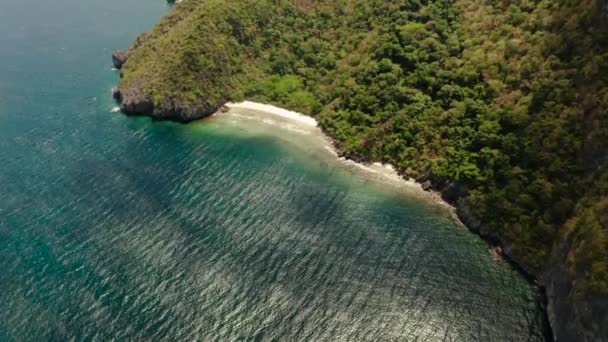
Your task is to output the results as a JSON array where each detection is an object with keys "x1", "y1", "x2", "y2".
[
  {"x1": 150, "y1": 100, "x2": 219, "y2": 122},
  {"x1": 421, "y1": 180, "x2": 432, "y2": 191},
  {"x1": 113, "y1": 85, "x2": 222, "y2": 122},
  {"x1": 112, "y1": 50, "x2": 128, "y2": 69},
  {"x1": 116, "y1": 85, "x2": 153, "y2": 114},
  {"x1": 440, "y1": 181, "x2": 468, "y2": 202}
]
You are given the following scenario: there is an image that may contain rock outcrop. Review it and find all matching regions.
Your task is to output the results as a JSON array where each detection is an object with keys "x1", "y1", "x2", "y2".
[
  {"x1": 112, "y1": 83, "x2": 220, "y2": 122},
  {"x1": 112, "y1": 50, "x2": 127, "y2": 70},
  {"x1": 420, "y1": 180, "x2": 432, "y2": 191},
  {"x1": 543, "y1": 236, "x2": 608, "y2": 341},
  {"x1": 112, "y1": 85, "x2": 153, "y2": 114},
  {"x1": 149, "y1": 101, "x2": 220, "y2": 122}
]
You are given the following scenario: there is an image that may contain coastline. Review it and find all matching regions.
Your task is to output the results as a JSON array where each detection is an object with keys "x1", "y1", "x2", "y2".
[
  {"x1": 221, "y1": 101, "x2": 478, "y2": 234},
  {"x1": 226, "y1": 101, "x2": 318, "y2": 127},
  {"x1": 223, "y1": 101, "x2": 458, "y2": 215}
]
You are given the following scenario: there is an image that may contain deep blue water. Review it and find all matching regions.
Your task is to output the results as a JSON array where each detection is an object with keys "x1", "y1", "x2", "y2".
[{"x1": 0, "y1": 0, "x2": 549, "y2": 340}]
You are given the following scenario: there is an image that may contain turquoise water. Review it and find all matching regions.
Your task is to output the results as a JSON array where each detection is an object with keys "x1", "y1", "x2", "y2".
[{"x1": 0, "y1": 0, "x2": 549, "y2": 340}]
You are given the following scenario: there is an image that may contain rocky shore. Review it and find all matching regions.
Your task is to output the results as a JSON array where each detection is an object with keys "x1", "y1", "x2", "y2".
[{"x1": 112, "y1": 85, "x2": 218, "y2": 122}]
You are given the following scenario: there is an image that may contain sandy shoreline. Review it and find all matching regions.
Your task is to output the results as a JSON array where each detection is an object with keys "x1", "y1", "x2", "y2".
[
  {"x1": 226, "y1": 101, "x2": 318, "y2": 127},
  {"x1": 224, "y1": 100, "x2": 458, "y2": 214}
]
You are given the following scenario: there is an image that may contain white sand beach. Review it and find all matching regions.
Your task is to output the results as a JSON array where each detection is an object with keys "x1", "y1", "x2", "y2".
[{"x1": 226, "y1": 101, "x2": 318, "y2": 127}]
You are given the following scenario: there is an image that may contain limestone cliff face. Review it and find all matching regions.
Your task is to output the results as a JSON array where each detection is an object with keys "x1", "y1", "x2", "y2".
[
  {"x1": 112, "y1": 50, "x2": 127, "y2": 70},
  {"x1": 543, "y1": 237, "x2": 608, "y2": 342},
  {"x1": 112, "y1": 85, "x2": 153, "y2": 114},
  {"x1": 112, "y1": 85, "x2": 220, "y2": 122},
  {"x1": 111, "y1": 44, "x2": 223, "y2": 122}
]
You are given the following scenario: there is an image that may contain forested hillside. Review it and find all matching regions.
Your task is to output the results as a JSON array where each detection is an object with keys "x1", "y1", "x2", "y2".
[{"x1": 114, "y1": 0, "x2": 608, "y2": 339}]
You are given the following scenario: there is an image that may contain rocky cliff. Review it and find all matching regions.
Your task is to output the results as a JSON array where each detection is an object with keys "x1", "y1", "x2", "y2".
[
  {"x1": 112, "y1": 84, "x2": 219, "y2": 122},
  {"x1": 111, "y1": 46, "x2": 224, "y2": 122}
]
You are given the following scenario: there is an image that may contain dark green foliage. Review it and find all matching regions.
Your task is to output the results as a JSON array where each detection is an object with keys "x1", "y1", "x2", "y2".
[{"x1": 246, "y1": 75, "x2": 321, "y2": 114}]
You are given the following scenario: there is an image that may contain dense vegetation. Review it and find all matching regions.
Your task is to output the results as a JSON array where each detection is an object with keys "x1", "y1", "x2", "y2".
[{"x1": 119, "y1": 0, "x2": 607, "y2": 303}]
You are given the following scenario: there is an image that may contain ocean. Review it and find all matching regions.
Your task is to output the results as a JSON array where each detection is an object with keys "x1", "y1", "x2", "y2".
[{"x1": 0, "y1": 0, "x2": 549, "y2": 340}]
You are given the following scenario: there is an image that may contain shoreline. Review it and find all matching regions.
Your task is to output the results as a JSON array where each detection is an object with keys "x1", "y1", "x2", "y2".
[
  {"x1": 226, "y1": 101, "x2": 318, "y2": 127},
  {"x1": 223, "y1": 101, "x2": 470, "y2": 229}
]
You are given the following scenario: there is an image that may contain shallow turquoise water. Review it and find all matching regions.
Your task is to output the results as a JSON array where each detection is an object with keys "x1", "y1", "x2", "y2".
[{"x1": 0, "y1": 0, "x2": 549, "y2": 340}]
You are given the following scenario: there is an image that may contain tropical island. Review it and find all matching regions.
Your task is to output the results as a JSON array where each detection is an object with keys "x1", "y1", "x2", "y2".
[{"x1": 112, "y1": 0, "x2": 608, "y2": 339}]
